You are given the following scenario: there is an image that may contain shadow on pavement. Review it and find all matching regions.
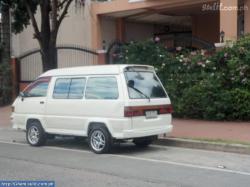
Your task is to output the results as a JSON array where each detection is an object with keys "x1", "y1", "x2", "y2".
[{"x1": 44, "y1": 137, "x2": 163, "y2": 155}]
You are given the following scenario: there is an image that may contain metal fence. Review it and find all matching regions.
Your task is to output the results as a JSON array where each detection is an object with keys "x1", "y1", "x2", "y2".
[{"x1": 175, "y1": 35, "x2": 216, "y2": 50}]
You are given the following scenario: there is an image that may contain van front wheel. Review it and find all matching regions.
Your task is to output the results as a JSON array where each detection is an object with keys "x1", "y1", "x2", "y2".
[
  {"x1": 26, "y1": 121, "x2": 46, "y2": 146},
  {"x1": 88, "y1": 126, "x2": 112, "y2": 154}
]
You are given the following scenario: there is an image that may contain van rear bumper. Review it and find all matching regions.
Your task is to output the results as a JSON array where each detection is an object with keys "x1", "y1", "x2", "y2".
[{"x1": 113, "y1": 124, "x2": 173, "y2": 139}]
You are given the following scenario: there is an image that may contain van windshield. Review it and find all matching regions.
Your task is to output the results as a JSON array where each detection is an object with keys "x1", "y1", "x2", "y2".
[{"x1": 124, "y1": 71, "x2": 167, "y2": 99}]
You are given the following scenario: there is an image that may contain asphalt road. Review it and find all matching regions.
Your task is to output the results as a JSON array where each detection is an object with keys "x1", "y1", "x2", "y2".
[{"x1": 0, "y1": 128, "x2": 250, "y2": 187}]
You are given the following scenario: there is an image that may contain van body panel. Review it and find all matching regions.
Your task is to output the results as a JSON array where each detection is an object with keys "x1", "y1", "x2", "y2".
[
  {"x1": 12, "y1": 96, "x2": 47, "y2": 130},
  {"x1": 120, "y1": 125, "x2": 173, "y2": 139}
]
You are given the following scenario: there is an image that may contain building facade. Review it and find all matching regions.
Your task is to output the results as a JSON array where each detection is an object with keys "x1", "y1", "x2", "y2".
[
  {"x1": 10, "y1": 0, "x2": 250, "y2": 94},
  {"x1": 12, "y1": 0, "x2": 250, "y2": 56},
  {"x1": 91, "y1": 0, "x2": 250, "y2": 49}
]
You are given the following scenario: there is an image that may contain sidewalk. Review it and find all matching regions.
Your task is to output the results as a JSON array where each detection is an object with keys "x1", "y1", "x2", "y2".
[
  {"x1": 0, "y1": 105, "x2": 12, "y2": 128},
  {"x1": 0, "y1": 105, "x2": 250, "y2": 143},
  {"x1": 170, "y1": 119, "x2": 250, "y2": 143}
]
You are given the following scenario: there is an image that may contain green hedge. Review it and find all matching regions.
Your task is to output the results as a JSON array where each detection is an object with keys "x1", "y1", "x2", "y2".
[
  {"x1": 0, "y1": 63, "x2": 12, "y2": 106},
  {"x1": 121, "y1": 36, "x2": 250, "y2": 121}
]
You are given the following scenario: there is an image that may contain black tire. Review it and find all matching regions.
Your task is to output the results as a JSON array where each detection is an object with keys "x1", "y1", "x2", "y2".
[
  {"x1": 88, "y1": 126, "x2": 112, "y2": 154},
  {"x1": 26, "y1": 120, "x2": 47, "y2": 146},
  {"x1": 133, "y1": 136, "x2": 156, "y2": 148}
]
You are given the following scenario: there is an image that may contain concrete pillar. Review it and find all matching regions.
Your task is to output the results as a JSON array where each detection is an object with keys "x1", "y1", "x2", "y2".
[
  {"x1": 19, "y1": 83, "x2": 30, "y2": 92},
  {"x1": 220, "y1": 0, "x2": 238, "y2": 41},
  {"x1": 116, "y1": 18, "x2": 125, "y2": 42},
  {"x1": 245, "y1": 0, "x2": 250, "y2": 33},
  {"x1": 91, "y1": 15, "x2": 102, "y2": 49},
  {"x1": 97, "y1": 50, "x2": 107, "y2": 65}
]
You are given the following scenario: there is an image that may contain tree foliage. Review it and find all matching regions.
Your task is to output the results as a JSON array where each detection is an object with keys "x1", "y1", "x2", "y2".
[{"x1": 1, "y1": 0, "x2": 35, "y2": 34}]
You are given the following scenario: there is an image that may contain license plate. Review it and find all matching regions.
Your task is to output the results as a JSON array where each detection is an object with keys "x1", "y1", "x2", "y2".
[{"x1": 145, "y1": 110, "x2": 158, "y2": 119}]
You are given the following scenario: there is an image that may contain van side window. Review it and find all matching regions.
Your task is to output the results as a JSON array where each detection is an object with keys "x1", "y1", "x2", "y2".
[
  {"x1": 24, "y1": 82, "x2": 49, "y2": 97},
  {"x1": 68, "y1": 78, "x2": 86, "y2": 99},
  {"x1": 53, "y1": 79, "x2": 71, "y2": 99},
  {"x1": 53, "y1": 78, "x2": 86, "y2": 99},
  {"x1": 85, "y1": 77, "x2": 119, "y2": 100}
]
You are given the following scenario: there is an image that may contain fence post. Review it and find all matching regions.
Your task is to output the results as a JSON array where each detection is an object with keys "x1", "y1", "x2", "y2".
[
  {"x1": 97, "y1": 50, "x2": 107, "y2": 65},
  {"x1": 10, "y1": 57, "x2": 18, "y2": 100}
]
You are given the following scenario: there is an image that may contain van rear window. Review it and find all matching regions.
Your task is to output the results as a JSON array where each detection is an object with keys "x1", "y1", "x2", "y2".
[{"x1": 124, "y1": 71, "x2": 167, "y2": 99}]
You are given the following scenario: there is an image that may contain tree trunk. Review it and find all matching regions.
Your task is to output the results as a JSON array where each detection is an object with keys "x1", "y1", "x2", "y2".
[
  {"x1": 38, "y1": 0, "x2": 58, "y2": 72},
  {"x1": 41, "y1": 43, "x2": 58, "y2": 72},
  {"x1": 24, "y1": 0, "x2": 73, "y2": 72},
  {"x1": 1, "y1": 7, "x2": 11, "y2": 65}
]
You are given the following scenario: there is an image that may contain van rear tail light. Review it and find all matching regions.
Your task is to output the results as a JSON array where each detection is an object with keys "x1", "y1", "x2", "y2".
[
  {"x1": 124, "y1": 107, "x2": 144, "y2": 117},
  {"x1": 124, "y1": 104, "x2": 173, "y2": 117},
  {"x1": 11, "y1": 106, "x2": 15, "y2": 112},
  {"x1": 159, "y1": 105, "x2": 173, "y2": 114}
]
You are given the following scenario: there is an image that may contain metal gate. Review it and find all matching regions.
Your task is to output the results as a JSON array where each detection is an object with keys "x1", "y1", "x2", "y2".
[
  {"x1": 17, "y1": 45, "x2": 98, "y2": 83},
  {"x1": 106, "y1": 40, "x2": 124, "y2": 64}
]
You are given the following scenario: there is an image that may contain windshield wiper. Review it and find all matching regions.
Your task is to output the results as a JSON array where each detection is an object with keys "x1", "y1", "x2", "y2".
[{"x1": 128, "y1": 85, "x2": 151, "y2": 102}]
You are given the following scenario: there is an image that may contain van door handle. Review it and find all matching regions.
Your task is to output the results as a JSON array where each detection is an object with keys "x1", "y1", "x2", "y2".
[{"x1": 40, "y1": 101, "x2": 45, "y2": 104}]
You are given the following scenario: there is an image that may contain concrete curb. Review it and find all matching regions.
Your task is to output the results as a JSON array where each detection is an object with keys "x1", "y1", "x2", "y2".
[{"x1": 154, "y1": 138, "x2": 250, "y2": 155}]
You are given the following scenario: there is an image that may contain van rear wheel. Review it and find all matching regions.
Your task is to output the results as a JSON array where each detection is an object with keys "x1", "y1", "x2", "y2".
[
  {"x1": 88, "y1": 126, "x2": 112, "y2": 154},
  {"x1": 26, "y1": 121, "x2": 46, "y2": 146}
]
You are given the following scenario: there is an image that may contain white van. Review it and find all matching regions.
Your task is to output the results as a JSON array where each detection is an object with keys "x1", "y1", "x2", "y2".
[{"x1": 12, "y1": 65, "x2": 173, "y2": 153}]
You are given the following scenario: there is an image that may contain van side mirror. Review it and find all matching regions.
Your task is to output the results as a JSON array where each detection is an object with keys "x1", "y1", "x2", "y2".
[
  {"x1": 19, "y1": 92, "x2": 25, "y2": 97},
  {"x1": 19, "y1": 92, "x2": 26, "y2": 101}
]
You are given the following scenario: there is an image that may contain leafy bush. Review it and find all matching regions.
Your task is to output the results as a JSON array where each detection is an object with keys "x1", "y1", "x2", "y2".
[
  {"x1": 229, "y1": 89, "x2": 250, "y2": 120},
  {"x1": 122, "y1": 36, "x2": 250, "y2": 121},
  {"x1": 0, "y1": 62, "x2": 12, "y2": 106}
]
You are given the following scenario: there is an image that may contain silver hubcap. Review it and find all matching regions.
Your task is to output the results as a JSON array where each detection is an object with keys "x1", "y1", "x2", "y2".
[
  {"x1": 28, "y1": 126, "x2": 40, "y2": 144},
  {"x1": 90, "y1": 130, "x2": 106, "y2": 152}
]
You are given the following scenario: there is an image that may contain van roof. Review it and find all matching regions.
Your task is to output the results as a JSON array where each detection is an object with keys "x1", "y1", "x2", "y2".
[{"x1": 40, "y1": 64, "x2": 154, "y2": 77}]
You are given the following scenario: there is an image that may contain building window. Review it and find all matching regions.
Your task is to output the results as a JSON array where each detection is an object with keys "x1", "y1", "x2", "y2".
[{"x1": 238, "y1": 0, "x2": 245, "y2": 36}]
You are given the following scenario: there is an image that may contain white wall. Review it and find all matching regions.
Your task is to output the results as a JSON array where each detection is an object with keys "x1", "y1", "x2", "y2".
[{"x1": 57, "y1": 1, "x2": 92, "y2": 47}]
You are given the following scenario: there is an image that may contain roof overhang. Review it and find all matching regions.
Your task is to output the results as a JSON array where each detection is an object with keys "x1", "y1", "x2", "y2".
[
  {"x1": 92, "y1": 0, "x2": 218, "y2": 25},
  {"x1": 92, "y1": 0, "x2": 219, "y2": 16}
]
